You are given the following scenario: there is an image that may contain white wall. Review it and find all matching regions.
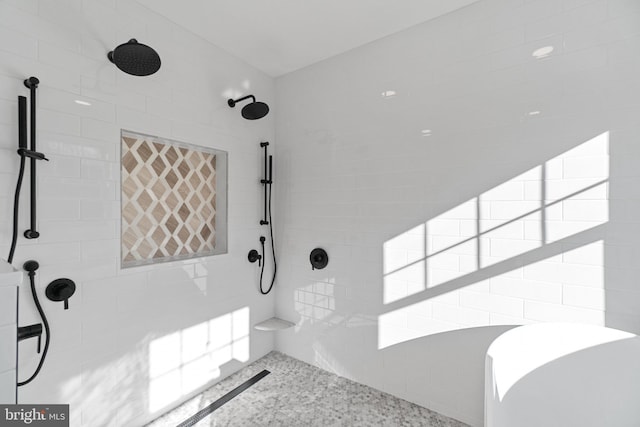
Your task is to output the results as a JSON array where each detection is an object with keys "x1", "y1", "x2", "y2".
[
  {"x1": 275, "y1": 0, "x2": 640, "y2": 425},
  {"x1": 0, "y1": 0, "x2": 275, "y2": 425}
]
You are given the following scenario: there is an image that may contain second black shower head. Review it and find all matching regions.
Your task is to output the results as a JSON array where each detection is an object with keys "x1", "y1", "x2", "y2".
[{"x1": 228, "y1": 94, "x2": 269, "y2": 120}]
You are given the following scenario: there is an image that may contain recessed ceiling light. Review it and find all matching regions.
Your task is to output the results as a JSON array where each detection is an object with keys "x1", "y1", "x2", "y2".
[
  {"x1": 381, "y1": 90, "x2": 396, "y2": 98},
  {"x1": 528, "y1": 111, "x2": 541, "y2": 116},
  {"x1": 421, "y1": 129, "x2": 432, "y2": 136},
  {"x1": 74, "y1": 100, "x2": 91, "y2": 106},
  {"x1": 532, "y1": 46, "x2": 554, "y2": 59}
]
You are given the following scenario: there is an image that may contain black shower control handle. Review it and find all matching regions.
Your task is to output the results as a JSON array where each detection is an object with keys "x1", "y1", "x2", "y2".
[
  {"x1": 17, "y1": 323, "x2": 43, "y2": 353},
  {"x1": 46, "y1": 278, "x2": 76, "y2": 310},
  {"x1": 248, "y1": 249, "x2": 262, "y2": 266},
  {"x1": 310, "y1": 248, "x2": 329, "y2": 270}
]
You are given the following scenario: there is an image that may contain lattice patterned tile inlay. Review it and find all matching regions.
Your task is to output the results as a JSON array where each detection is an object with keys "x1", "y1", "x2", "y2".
[{"x1": 121, "y1": 131, "x2": 217, "y2": 266}]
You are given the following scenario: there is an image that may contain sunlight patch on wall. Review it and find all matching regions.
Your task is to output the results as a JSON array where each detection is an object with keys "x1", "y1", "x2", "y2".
[
  {"x1": 61, "y1": 348, "x2": 151, "y2": 426},
  {"x1": 379, "y1": 132, "x2": 609, "y2": 349},
  {"x1": 148, "y1": 307, "x2": 250, "y2": 412},
  {"x1": 383, "y1": 224, "x2": 426, "y2": 304},
  {"x1": 294, "y1": 282, "x2": 337, "y2": 327}
]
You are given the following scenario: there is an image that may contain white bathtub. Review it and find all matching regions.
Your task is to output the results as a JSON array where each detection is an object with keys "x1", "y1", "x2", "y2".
[{"x1": 485, "y1": 323, "x2": 640, "y2": 427}]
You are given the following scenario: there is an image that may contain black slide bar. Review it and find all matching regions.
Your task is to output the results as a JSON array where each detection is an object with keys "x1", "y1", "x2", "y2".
[
  {"x1": 259, "y1": 142, "x2": 270, "y2": 225},
  {"x1": 23, "y1": 77, "x2": 42, "y2": 239}
]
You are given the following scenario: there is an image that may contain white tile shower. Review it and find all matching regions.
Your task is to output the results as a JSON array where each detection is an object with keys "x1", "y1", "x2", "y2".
[
  {"x1": 0, "y1": 0, "x2": 639, "y2": 426},
  {"x1": 0, "y1": 0, "x2": 274, "y2": 425},
  {"x1": 275, "y1": 0, "x2": 640, "y2": 424}
]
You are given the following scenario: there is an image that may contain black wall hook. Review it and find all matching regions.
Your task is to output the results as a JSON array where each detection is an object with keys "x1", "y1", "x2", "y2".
[{"x1": 310, "y1": 248, "x2": 329, "y2": 270}]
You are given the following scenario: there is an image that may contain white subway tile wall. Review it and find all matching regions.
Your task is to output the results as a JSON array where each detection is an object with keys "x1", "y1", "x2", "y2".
[
  {"x1": 0, "y1": 0, "x2": 275, "y2": 425},
  {"x1": 276, "y1": 0, "x2": 640, "y2": 425}
]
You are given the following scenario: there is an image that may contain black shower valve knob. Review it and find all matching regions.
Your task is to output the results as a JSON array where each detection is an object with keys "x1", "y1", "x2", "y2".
[
  {"x1": 46, "y1": 278, "x2": 76, "y2": 310},
  {"x1": 310, "y1": 248, "x2": 329, "y2": 270},
  {"x1": 248, "y1": 249, "x2": 262, "y2": 267}
]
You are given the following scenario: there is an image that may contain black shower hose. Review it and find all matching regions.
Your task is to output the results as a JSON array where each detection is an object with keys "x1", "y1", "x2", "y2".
[
  {"x1": 18, "y1": 270, "x2": 50, "y2": 386},
  {"x1": 260, "y1": 182, "x2": 277, "y2": 295},
  {"x1": 7, "y1": 154, "x2": 50, "y2": 386}
]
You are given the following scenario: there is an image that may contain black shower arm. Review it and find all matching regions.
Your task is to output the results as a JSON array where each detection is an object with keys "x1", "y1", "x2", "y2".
[
  {"x1": 228, "y1": 95, "x2": 256, "y2": 108},
  {"x1": 234, "y1": 95, "x2": 255, "y2": 104}
]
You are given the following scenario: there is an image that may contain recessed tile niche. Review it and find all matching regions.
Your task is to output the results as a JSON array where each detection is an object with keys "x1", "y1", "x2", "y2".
[{"x1": 121, "y1": 130, "x2": 228, "y2": 268}]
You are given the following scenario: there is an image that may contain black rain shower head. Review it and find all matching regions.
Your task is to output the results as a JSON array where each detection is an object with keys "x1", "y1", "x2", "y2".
[
  {"x1": 108, "y1": 39, "x2": 161, "y2": 76},
  {"x1": 228, "y1": 95, "x2": 269, "y2": 120}
]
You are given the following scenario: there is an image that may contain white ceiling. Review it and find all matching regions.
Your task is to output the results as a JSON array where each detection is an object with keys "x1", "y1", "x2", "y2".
[{"x1": 137, "y1": 0, "x2": 478, "y2": 77}]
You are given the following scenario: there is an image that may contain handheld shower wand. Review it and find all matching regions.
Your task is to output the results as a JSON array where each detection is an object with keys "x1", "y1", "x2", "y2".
[{"x1": 7, "y1": 79, "x2": 48, "y2": 264}]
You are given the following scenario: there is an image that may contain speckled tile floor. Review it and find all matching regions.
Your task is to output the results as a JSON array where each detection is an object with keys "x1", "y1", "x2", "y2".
[{"x1": 147, "y1": 351, "x2": 469, "y2": 427}]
